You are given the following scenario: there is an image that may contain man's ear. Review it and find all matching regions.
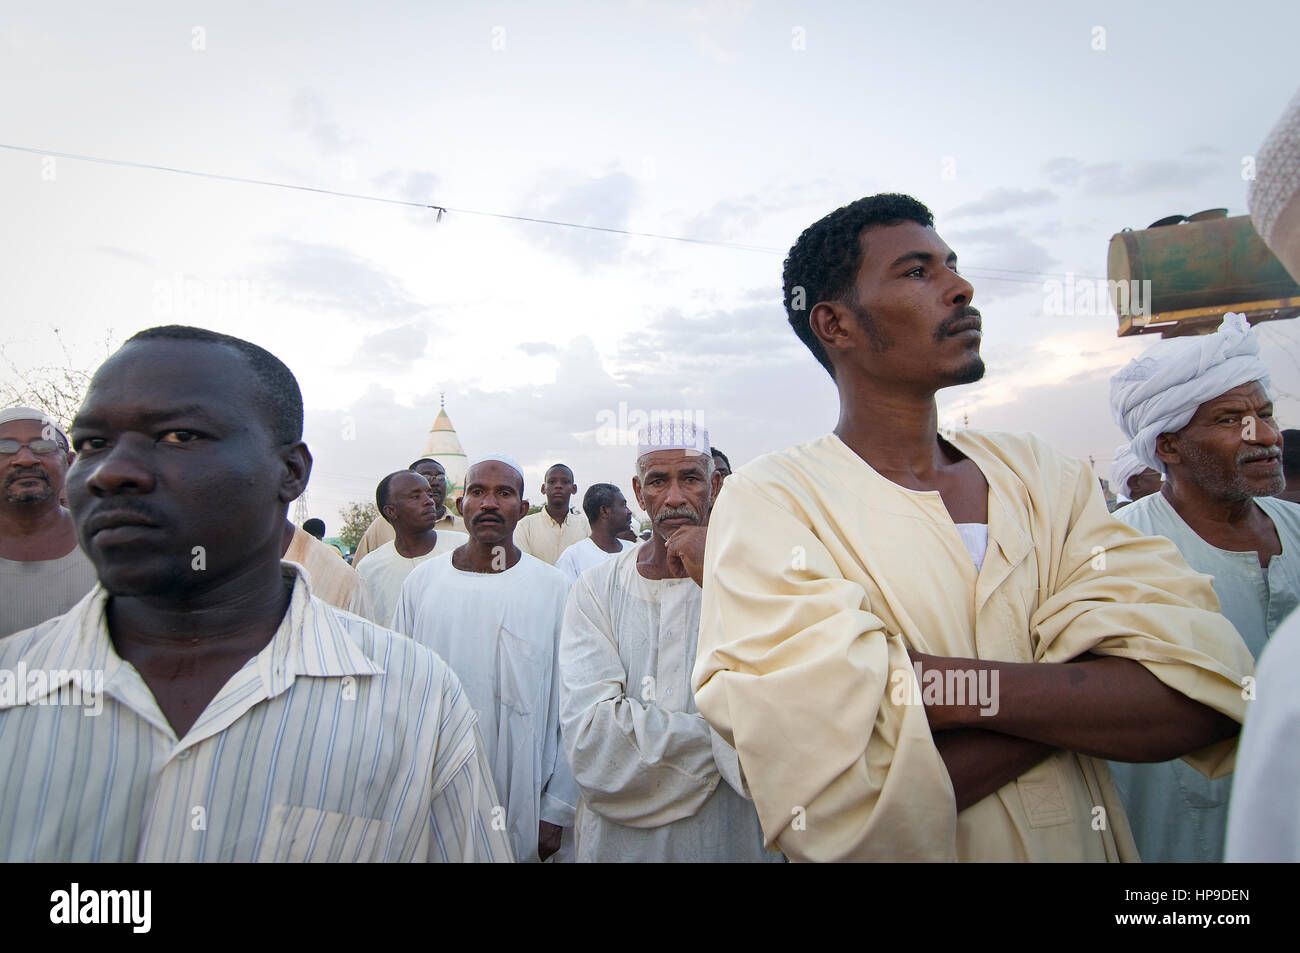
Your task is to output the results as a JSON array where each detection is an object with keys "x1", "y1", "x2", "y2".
[
  {"x1": 518, "y1": 497, "x2": 530, "y2": 519},
  {"x1": 809, "y1": 300, "x2": 860, "y2": 362},
  {"x1": 710, "y1": 467, "x2": 723, "y2": 503},
  {"x1": 1154, "y1": 433, "x2": 1181, "y2": 468},
  {"x1": 278, "y1": 441, "x2": 313, "y2": 504},
  {"x1": 632, "y1": 475, "x2": 645, "y2": 511},
  {"x1": 455, "y1": 495, "x2": 465, "y2": 516}
]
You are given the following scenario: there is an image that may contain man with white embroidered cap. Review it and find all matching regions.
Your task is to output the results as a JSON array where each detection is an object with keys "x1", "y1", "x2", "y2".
[
  {"x1": 0, "y1": 406, "x2": 98, "y2": 638},
  {"x1": 1109, "y1": 312, "x2": 1300, "y2": 861},
  {"x1": 393, "y1": 452, "x2": 578, "y2": 863},
  {"x1": 557, "y1": 419, "x2": 776, "y2": 862}
]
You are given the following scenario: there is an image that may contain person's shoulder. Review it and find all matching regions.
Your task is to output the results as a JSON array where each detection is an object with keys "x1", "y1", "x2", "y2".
[
  {"x1": 313, "y1": 596, "x2": 458, "y2": 688},
  {"x1": 1112, "y1": 491, "x2": 1164, "y2": 529},
  {"x1": 356, "y1": 540, "x2": 396, "y2": 573},
  {"x1": 404, "y1": 549, "x2": 456, "y2": 587},
  {"x1": 1255, "y1": 496, "x2": 1300, "y2": 542},
  {"x1": 518, "y1": 551, "x2": 570, "y2": 590}
]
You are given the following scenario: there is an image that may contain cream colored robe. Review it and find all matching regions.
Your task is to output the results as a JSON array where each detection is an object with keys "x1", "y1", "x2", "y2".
[
  {"x1": 285, "y1": 525, "x2": 375, "y2": 622},
  {"x1": 694, "y1": 431, "x2": 1254, "y2": 862}
]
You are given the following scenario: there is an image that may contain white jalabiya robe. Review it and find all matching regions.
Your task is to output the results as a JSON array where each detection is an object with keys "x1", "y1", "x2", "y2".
[
  {"x1": 694, "y1": 431, "x2": 1254, "y2": 862},
  {"x1": 560, "y1": 549, "x2": 777, "y2": 862},
  {"x1": 393, "y1": 552, "x2": 578, "y2": 862},
  {"x1": 356, "y1": 532, "x2": 468, "y2": 627}
]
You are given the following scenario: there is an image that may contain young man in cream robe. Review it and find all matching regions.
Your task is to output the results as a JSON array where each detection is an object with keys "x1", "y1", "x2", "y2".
[
  {"x1": 560, "y1": 423, "x2": 777, "y2": 863},
  {"x1": 693, "y1": 193, "x2": 1254, "y2": 863}
]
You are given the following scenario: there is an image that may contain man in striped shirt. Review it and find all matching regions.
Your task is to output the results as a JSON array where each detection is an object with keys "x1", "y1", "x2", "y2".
[{"x1": 0, "y1": 325, "x2": 512, "y2": 862}]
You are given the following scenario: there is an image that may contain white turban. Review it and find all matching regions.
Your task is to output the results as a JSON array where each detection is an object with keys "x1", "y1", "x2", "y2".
[
  {"x1": 1110, "y1": 314, "x2": 1271, "y2": 474},
  {"x1": 1109, "y1": 443, "x2": 1148, "y2": 502}
]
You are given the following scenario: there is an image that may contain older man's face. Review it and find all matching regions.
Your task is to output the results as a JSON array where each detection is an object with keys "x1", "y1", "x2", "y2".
[
  {"x1": 1160, "y1": 380, "x2": 1284, "y2": 501},
  {"x1": 1, "y1": 418, "x2": 71, "y2": 506}
]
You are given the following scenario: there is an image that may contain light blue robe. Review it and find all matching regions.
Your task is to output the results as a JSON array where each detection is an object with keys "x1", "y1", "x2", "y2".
[{"x1": 1111, "y1": 492, "x2": 1300, "y2": 862}]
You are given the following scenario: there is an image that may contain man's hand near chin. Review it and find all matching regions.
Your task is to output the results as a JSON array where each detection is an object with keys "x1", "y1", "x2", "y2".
[{"x1": 666, "y1": 525, "x2": 708, "y2": 586}]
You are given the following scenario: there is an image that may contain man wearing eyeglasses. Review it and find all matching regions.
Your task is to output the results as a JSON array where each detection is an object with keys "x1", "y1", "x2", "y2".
[{"x1": 0, "y1": 406, "x2": 98, "y2": 638}]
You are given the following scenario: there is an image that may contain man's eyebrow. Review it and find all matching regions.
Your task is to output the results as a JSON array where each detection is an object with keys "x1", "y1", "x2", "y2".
[
  {"x1": 70, "y1": 404, "x2": 224, "y2": 431},
  {"x1": 887, "y1": 250, "x2": 958, "y2": 269}
]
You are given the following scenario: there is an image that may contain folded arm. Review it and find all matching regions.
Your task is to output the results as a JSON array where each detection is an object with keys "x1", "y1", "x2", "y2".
[{"x1": 914, "y1": 650, "x2": 1239, "y2": 761}]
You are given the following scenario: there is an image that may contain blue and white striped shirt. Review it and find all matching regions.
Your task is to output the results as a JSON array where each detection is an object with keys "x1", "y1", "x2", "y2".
[{"x1": 0, "y1": 563, "x2": 514, "y2": 862}]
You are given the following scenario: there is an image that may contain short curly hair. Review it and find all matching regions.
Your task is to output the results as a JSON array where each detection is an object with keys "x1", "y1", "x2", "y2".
[{"x1": 782, "y1": 194, "x2": 934, "y2": 377}]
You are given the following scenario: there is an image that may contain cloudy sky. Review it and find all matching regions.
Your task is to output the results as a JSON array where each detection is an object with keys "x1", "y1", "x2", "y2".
[{"x1": 4, "y1": 1, "x2": 1300, "y2": 526}]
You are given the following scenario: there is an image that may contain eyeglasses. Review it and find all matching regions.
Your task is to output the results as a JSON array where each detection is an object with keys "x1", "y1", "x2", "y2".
[{"x1": 0, "y1": 438, "x2": 63, "y2": 456}]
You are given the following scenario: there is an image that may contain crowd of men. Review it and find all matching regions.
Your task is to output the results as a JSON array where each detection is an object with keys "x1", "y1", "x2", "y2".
[{"x1": 2, "y1": 89, "x2": 1298, "y2": 864}]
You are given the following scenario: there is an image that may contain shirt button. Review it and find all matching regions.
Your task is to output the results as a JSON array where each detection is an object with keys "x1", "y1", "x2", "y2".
[{"x1": 177, "y1": 749, "x2": 192, "y2": 761}]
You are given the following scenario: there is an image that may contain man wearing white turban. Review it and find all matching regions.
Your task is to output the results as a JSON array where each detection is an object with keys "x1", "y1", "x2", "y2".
[
  {"x1": 1109, "y1": 313, "x2": 1300, "y2": 862},
  {"x1": 1110, "y1": 442, "x2": 1161, "y2": 507}
]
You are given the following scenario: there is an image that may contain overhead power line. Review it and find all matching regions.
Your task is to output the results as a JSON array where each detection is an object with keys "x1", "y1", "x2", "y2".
[{"x1": 0, "y1": 141, "x2": 1105, "y2": 279}]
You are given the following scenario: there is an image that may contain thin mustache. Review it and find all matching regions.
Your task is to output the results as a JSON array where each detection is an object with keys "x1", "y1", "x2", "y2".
[{"x1": 3, "y1": 470, "x2": 49, "y2": 486}]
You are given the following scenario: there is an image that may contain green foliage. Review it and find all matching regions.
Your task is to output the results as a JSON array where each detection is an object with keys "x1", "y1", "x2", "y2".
[{"x1": 338, "y1": 501, "x2": 380, "y2": 549}]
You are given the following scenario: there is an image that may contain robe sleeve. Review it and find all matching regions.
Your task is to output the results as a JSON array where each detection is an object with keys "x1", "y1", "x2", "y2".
[
  {"x1": 1026, "y1": 448, "x2": 1254, "y2": 778},
  {"x1": 693, "y1": 475, "x2": 958, "y2": 862},
  {"x1": 539, "y1": 589, "x2": 580, "y2": 828},
  {"x1": 558, "y1": 574, "x2": 725, "y2": 828}
]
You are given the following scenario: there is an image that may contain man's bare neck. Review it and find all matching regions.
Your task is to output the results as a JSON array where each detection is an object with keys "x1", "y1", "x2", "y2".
[
  {"x1": 589, "y1": 524, "x2": 623, "y2": 554},
  {"x1": 451, "y1": 539, "x2": 520, "y2": 573},
  {"x1": 636, "y1": 534, "x2": 687, "y2": 580},
  {"x1": 545, "y1": 502, "x2": 570, "y2": 522},
  {"x1": 0, "y1": 503, "x2": 79, "y2": 560},
  {"x1": 394, "y1": 526, "x2": 438, "y2": 558},
  {"x1": 835, "y1": 391, "x2": 960, "y2": 488},
  {"x1": 1162, "y1": 480, "x2": 1270, "y2": 530}
]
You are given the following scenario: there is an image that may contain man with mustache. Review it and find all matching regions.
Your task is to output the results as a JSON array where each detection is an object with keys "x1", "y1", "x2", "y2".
[
  {"x1": 393, "y1": 455, "x2": 577, "y2": 863},
  {"x1": 1109, "y1": 313, "x2": 1300, "y2": 862},
  {"x1": 351, "y1": 458, "x2": 460, "y2": 569},
  {"x1": 0, "y1": 326, "x2": 512, "y2": 861},
  {"x1": 693, "y1": 193, "x2": 1252, "y2": 862},
  {"x1": 515, "y1": 463, "x2": 590, "y2": 565},
  {"x1": 558, "y1": 422, "x2": 775, "y2": 862},
  {"x1": 0, "y1": 406, "x2": 98, "y2": 638},
  {"x1": 356, "y1": 469, "x2": 468, "y2": 625}
]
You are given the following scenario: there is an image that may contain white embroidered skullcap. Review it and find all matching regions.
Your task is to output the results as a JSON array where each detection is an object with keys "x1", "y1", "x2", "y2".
[
  {"x1": 1110, "y1": 314, "x2": 1271, "y2": 474},
  {"x1": 636, "y1": 419, "x2": 710, "y2": 460},
  {"x1": 1110, "y1": 443, "x2": 1147, "y2": 503},
  {"x1": 466, "y1": 453, "x2": 525, "y2": 487},
  {"x1": 1248, "y1": 84, "x2": 1300, "y2": 271},
  {"x1": 0, "y1": 406, "x2": 69, "y2": 448}
]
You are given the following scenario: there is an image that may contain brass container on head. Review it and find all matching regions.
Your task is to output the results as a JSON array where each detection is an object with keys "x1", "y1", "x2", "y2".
[{"x1": 1108, "y1": 212, "x2": 1300, "y2": 337}]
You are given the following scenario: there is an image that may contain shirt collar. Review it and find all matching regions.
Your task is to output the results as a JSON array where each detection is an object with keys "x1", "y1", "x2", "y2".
[{"x1": 0, "y1": 562, "x2": 383, "y2": 714}]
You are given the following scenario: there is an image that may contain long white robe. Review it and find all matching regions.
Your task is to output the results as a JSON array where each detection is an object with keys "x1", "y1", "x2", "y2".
[
  {"x1": 559, "y1": 548, "x2": 777, "y2": 862},
  {"x1": 392, "y1": 552, "x2": 578, "y2": 862},
  {"x1": 694, "y1": 431, "x2": 1253, "y2": 862},
  {"x1": 356, "y1": 531, "x2": 468, "y2": 627}
]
